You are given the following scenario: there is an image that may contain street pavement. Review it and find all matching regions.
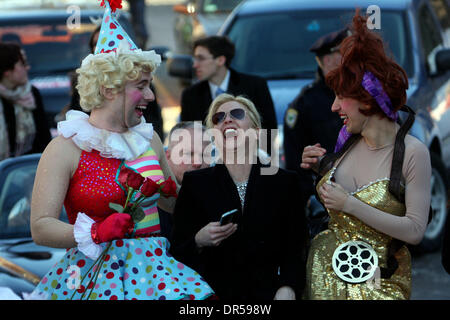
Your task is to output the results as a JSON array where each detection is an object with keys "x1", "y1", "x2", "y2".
[{"x1": 411, "y1": 250, "x2": 450, "y2": 299}]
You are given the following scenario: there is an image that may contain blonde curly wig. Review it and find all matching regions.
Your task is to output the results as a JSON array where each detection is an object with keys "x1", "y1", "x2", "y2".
[{"x1": 76, "y1": 53, "x2": 158, "y2": 112}]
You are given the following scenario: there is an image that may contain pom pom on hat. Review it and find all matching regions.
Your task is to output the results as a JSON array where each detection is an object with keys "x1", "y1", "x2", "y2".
[{"x1": 100, "y1": 0, "x2": 123, "y2": 13}]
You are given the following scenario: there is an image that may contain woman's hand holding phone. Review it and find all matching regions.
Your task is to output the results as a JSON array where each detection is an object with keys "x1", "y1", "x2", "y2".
[{"x1": 195, "y1": 222, "x2": 238, "y2": 248}]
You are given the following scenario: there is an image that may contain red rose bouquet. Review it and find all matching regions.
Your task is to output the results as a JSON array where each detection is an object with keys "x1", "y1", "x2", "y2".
[{"x1": 110, "y1": 167, "x2": 178, "y2": 223}]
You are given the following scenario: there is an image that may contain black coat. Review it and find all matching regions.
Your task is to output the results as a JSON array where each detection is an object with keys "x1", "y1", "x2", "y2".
[
  {"x1": 170, "y1": 163, "x2": 308, "y2": 300},
  {"x1": 1, "y1": 86, "x2": 51, "y2": 155},
  {"x1": 283, "y1": 68, "x2": 342, "y2": 199},
  {"x1": 180, "y1": 68, "x2": 278, "y2": 130}
]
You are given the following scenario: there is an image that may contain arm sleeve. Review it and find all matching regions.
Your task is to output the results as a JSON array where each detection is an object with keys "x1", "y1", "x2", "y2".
[
  {"x1": 169, "y1": 174, "x2": 204, "y2": 271},
  {"x1": 342, "y1": 145, "x2": 431, "y2": 245},
  {"x1": 283, "y1": 98, "x2": 315, "y2": 199},
  {"x1": 31, "y1": 86, "x2": 51, "y2": 153},
  {"x1": 180, "y1": 89, "x2": 192, "y2": 122},
  {"x1": 278, "y1": 173, "x2": 309, "y2": 296}
]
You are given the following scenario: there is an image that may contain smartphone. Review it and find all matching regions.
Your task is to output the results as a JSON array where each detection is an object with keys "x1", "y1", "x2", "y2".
[{"x1": 219, "y1": 209, "x2": 238, "y2": 226}]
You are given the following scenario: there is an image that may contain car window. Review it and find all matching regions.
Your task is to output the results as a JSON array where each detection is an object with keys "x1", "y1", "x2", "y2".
[
  {"x1": 226, "y1": 9, "x2": 414, "y2": 79},
  {"x1": 418, "y1": 4, "x2": 444, "y2": 63},
  {"x1": 0, "y1": 15, "x2": 134, "y2": 78},
  {"x1": 201, "y1": 0, "x2": 242, "y2": 13},
  {"x1": 0, "y1": 21, "x2": 96, "y2": 77},
  {"x1": 0, "y1": 162, "x2": 68, "y2": 239}
]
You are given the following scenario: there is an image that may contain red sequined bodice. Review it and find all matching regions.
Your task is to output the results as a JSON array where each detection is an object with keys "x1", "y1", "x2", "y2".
[{"x1": 64, "y1": 150, "x2": 126, "y2": 225}]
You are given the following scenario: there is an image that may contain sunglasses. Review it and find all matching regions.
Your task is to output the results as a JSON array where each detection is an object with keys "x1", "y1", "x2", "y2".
[{"x1": 212, "y1": 108, "x2": 246, "y2": 125}]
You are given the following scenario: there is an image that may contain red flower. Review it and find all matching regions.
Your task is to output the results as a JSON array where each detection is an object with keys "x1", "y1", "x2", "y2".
[
  {"x1": 159, "y1": 176, "x2": 178, "y2": 198},
  {"x1": 127, "y1": 170, "x2": 145, "y2": 190},
  {"x1": 140, "y1": 178, "x2": 160, "y2": 197},
  {"x1": 118, "y1": 167, "x2": 134, "y2": 188}
]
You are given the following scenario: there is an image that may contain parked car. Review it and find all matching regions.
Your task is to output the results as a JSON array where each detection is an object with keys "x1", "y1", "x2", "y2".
[
  {"x1": 167, "y1": 0, "x2": 450, "y2": 252},
  {"x1": 0, "y1": 154, "x2": 67, "y2": 297},
  {"x1": 0, "y1": 1, "x2": 135, "y2": 130},
  {"x1": 173, "y1": 0, "x2": 243, "y2": 54}
]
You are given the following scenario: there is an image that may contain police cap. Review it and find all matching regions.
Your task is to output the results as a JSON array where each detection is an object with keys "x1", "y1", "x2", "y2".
[{"x1": 309, "y1": 28, "x2": 349, "y2": 57}]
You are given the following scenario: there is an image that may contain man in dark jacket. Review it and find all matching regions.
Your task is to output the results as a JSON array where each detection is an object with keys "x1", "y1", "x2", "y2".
[
  {"x1": 180, "y1": 36, "x2": 277, "y2": 132},
  {"x1": 283, "y1": 29, "x2": 348, "y2": 236}
]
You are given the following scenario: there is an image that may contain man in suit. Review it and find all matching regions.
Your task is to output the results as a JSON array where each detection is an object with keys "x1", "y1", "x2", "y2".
[{"x1": 180, "y1": 36, "x2": 277, "y2": 132}]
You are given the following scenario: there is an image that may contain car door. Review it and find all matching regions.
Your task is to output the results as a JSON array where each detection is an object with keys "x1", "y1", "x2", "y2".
[
  {"x1": 0, "y1": 154, "x2": 67, "y2": 296},
  {"x1": 417, "y1": 2, "x2": 450, "y2": 165},
  {"x1": 411, "y1": 1, "x2": 450, "y2": 251}
]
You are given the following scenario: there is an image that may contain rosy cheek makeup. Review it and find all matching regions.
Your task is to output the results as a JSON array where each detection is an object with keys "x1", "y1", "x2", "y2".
[
  {"x1": 128, "y1": 89, "x2": 144, "y2": 117},
  {"x1": 130, "y1": 90, "x2": 143, "y2": 105}
]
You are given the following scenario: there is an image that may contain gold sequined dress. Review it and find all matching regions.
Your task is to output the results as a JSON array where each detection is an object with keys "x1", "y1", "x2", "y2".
[{"x1": 305, "y1": 167, "x2": 411, "y2": 300}]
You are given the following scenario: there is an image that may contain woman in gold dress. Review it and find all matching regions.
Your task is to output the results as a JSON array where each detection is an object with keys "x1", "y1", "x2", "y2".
[{"x1": 301, "y1": 12, "x2": 431, "y2": 300}]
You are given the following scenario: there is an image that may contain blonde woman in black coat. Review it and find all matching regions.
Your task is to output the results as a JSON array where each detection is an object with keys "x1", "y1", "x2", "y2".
[{"x1": 170, "y1": 93, "x2": 308, "y2": 300}]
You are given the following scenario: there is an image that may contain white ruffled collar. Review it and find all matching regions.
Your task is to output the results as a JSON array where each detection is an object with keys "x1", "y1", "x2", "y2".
[{"x1": 57, "y1": 110, "x2": 153, "y2": 161}]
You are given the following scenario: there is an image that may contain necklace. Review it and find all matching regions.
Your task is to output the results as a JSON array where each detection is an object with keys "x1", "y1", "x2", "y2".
[{"x1": 235, "y1": 180, "x2": 248, "y2": 209}]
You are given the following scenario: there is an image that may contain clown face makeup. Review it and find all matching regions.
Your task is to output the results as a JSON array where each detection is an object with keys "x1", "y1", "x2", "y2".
[{"x1": 122, "y1": 72, "x2": 155, "y2": 128}]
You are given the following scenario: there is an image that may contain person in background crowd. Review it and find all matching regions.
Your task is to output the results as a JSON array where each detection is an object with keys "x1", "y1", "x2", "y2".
[
  {"x1": 166, "y1": 121, "x2": 210, "y2": 184},
  {"x1": 301, "y1": 11, "x2": 431, "y2": 300},
  {"x1": 159, "y1": 121, "x2": 211, "y2": 239},
  {"x1": 127, "y1": 0, "x2": 149, "y2": 49},
  {"x1": 171, "y1": 93, "x2": 308, "y2": 300},
  {"x1": 180, "y1": 36, "x2": 277, "y2": 133},
  {"x1": 0, "y1": 42, "x2": 51, "y2": 160},
  {"x1": 283, "y1": 29, "x2": 348, "y2": 238}
]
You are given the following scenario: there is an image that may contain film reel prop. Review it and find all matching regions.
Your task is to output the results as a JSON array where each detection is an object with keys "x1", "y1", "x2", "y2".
[{"x1": 332, "y1": 241, "x2": 378, "y2": 283}]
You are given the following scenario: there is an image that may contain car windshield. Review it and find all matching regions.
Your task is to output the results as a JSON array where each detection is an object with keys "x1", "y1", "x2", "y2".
[
  {"x1": 0, "y1": 20, "x2": 98, "y2": 77},
  {"x1": 201, "y1": 0, "x2": 242, "y2": 13},
  {"x1": 226, "y1": 9, "x2": 414, "y2": 79}
]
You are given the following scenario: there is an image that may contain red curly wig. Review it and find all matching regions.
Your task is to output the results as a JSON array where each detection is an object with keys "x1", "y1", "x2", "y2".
[{"x1": 326, "y1": 9, "x2": 409, "y2": 118}]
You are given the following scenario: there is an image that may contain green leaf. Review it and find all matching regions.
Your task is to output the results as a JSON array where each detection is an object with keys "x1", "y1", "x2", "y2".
[
  {"x1": 130, "y1": 206, "x2": 145, "y2": 223},
  {"x1": 109, "y1": 202, "x2": 124, "y2": 213}
]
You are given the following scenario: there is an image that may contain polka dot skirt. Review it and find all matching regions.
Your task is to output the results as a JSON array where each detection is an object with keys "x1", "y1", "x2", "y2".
[{"x1": 31, "y1": 237, "x2": 214, "y2": 300}]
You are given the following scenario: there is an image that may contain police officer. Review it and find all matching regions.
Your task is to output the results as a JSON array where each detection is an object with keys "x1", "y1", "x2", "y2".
[{"x1": 283, "y1": 28, "x2": 348, "y2": 237}]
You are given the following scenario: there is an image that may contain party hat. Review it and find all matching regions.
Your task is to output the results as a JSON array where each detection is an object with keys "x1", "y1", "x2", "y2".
[
  {"x1": 81, "y1": 0, "x2": 161, "y2": 68},
  {"x1": 95, "y1": 0, "x2": 137, "y2": 54}
]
